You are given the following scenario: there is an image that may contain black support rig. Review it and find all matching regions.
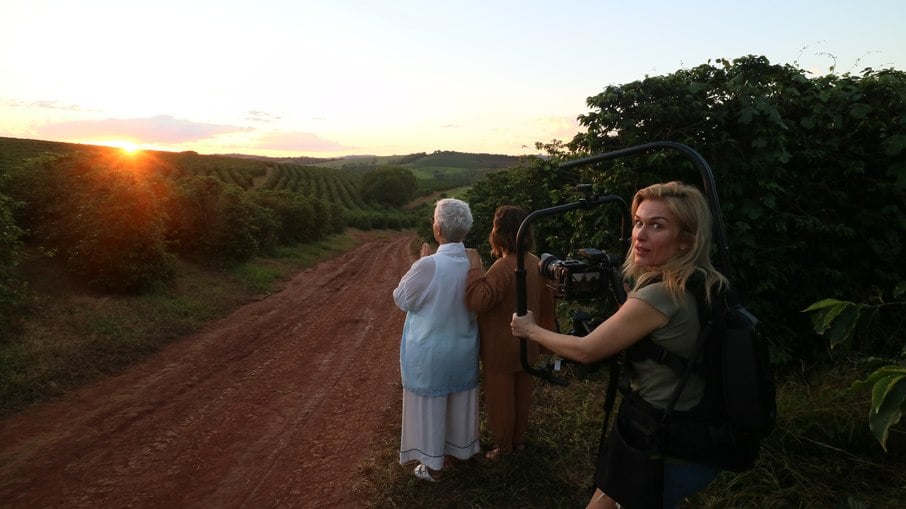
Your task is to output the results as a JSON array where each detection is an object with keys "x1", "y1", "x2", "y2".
[
  {"x1": 515, "y1": 141, "x2": 740, "y2": 386},
  {"x1": 515, "y1": 188, "x2": 631, "y2": 386}
]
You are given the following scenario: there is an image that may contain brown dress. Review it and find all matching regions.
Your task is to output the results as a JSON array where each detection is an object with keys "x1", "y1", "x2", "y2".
[{"x1": 465, "y1": 252, "x2": 556, "y2": 455}]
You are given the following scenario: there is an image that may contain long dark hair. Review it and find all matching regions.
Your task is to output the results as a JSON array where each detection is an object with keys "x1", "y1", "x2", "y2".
[{"x1": 489, "y1": 205, "x2": 532, "y2": 258}]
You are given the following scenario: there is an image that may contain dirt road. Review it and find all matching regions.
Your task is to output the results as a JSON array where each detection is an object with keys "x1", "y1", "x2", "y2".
[{"x1": 0, "y1": 231, "x2": 416, "y2": 508}]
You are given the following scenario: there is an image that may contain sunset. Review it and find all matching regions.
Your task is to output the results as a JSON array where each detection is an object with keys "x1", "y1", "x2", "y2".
[
  {"x1": 2, "y1": 2, "x2": 906, "y2": 505},
  {"x1": 2, "y1": 0, "x2": 904, "y2": 158}
]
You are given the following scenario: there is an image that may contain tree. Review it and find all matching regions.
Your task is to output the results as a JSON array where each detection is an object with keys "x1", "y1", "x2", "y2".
[
  {"x1": 466, "y1": 56, "x2": 906, "y2": 362},
  {"x1": 359, "y1": 166, "x2": 417, "y2": 207}
]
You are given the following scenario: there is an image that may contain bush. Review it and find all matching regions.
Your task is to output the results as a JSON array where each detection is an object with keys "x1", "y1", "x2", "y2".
[
  {"x1": 359, "y1": 166, "x2": 417, "y2": 207},
  {"x1": 0, "y1": 185, "x2": 26, "y2": 329},
  {"x1": 467, "y1": 57, "x2": 906, "y2": 363},
  {"x1": 250, "y1": 189, "x2": 320, "y2": 244},
  {"x1": 6, "y1": 152, "x2": 174, "y2": 292},
  {"x1": 168, "y1": 175, "x2": 274, "y2": 263}
]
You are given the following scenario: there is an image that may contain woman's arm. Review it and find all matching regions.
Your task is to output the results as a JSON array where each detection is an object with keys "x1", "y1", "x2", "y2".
[
  {"x1": 511, "y1": 297, "x2": 667, "y2": 364},
  {"x1": 393, "y1": 256, "x2": 435, "y2": 312},
  {"x1": 465, "y1": 257, "x2": 507, "y2": 313}
]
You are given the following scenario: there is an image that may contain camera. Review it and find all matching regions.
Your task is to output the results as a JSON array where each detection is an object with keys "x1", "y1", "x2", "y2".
[{"x1": 539, "y1": 248, "x2": 621, "y2": 301}]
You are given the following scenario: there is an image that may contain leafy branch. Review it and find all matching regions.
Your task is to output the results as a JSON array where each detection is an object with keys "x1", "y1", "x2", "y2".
[{"x1": 803, "y1": 282, "x2": 906, "y2": 451}]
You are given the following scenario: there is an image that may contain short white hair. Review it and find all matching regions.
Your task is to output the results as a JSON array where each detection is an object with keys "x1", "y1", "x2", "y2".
[{"x1": 434, "y1": 198, "x2": 473, "y2": 242}]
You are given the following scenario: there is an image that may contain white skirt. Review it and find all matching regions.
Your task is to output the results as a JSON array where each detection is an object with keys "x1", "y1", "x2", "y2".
[{"x1": 399, "y1": 387, "x2": 481, "y2": 471}]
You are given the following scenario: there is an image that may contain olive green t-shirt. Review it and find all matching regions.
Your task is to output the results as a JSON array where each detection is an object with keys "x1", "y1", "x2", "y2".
[{"x1": 628, "y1": 281, "x2": 704, "y2": 411}]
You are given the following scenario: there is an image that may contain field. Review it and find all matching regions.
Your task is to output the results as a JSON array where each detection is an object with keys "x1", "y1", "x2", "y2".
[{"x1": 1, "y1": 136, "x2": 904, "y2": 507}]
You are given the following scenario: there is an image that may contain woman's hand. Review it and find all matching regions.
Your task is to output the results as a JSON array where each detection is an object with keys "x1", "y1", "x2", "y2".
[
  {"x1": 511, "y1": 310, "x2": 537, "y2": 339},
  {"x1": 419, "y1": 242, "x2": 433, "y2": 258},
  {"x1": 465, "y1": 248, "x2": 482, "y2": 270}
]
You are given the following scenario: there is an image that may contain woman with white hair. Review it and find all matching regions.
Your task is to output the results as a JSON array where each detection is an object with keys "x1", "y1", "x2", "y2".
[{"x1": 393, "y1": 198, "x2": 482, "y2": 482}]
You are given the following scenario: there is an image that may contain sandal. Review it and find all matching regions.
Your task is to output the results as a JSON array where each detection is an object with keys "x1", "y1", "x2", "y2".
[{"x1": 414, "y1": 463, "x2": 438, "y2": 482}]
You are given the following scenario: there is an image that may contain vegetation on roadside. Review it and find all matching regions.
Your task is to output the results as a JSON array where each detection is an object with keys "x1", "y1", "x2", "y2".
[
  {"x1": 0, "y1": 135, "x2": 516, "y2": 416},
  {"x1": 354, "y1": 362, "x2": 904, "y2": 508},
  {"x1": 0, "y1": 232, "x2": 365, "y2": 418}
]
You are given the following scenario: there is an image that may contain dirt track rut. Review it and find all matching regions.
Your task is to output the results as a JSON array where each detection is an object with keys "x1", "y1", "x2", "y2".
[{"x1": 0, "y1": 231, "x2": 415, "y2": 508}]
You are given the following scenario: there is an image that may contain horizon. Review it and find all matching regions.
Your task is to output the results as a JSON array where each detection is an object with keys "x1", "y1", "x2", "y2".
[
  {"x1": 0, "y1": 134, "x2": 528, "y2": 160},
  {"x1": 2, "y1": 1, "x2": 905, "y2": 158}
]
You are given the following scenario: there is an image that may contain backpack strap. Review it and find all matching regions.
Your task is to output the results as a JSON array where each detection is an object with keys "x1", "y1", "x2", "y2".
[
  {"x1": 625, "y1": 338, "x2": 691, "y2": 376},
  {"x1": 618, "y1": 272, "x2": 713, "y2": 412},
  {"x1": 600, "y1": 272, "x2": 713, "y2": 450},
  {"x1": 625, "y1": 272, "x2": 711, "y2": 374}
]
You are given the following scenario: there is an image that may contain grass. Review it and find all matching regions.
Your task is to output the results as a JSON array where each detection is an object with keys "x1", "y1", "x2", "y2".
[
  {"x1": 2, "y1": 228, "x2": 904, "y2": 507},
  {"x1": 0, "y1": 231, "x2": 365, "y2": 418},
  {"x1": 353, "y1": 362, "x2": 906, "y2": 508}
]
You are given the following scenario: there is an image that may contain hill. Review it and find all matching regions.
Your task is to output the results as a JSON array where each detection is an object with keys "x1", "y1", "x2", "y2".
[{"x1": 0, "y1": 137, "x2": 522, "y2": 182}]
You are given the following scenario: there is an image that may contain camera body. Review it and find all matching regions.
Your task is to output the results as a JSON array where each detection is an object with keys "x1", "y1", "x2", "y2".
[{"x1": 538, "y1": 248, "x2": 620, "y2": 301}]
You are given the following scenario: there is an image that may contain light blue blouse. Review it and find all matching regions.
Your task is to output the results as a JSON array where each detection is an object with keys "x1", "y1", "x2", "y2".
[{"x1": 393, "y1": 242, "x2": 479, "y2": 397}]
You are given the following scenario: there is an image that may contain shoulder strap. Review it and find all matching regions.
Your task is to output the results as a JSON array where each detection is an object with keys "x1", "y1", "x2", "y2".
[
  {"x1": 625, "y1": 338, "x2": 690, "y2": 375},
  {"x1": 622, "y1": 273, "x2": 714, "y2": 417}
]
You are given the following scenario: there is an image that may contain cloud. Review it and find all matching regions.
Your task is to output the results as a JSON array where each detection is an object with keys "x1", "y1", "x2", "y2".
[
  {"x1": 245, "y1": 110, "x2": 282, "y2": 123},
  {"x1": 254, "y1": 130, "x2": 353, "y2": 153},
  {"x1": 36, "y1": 115, "x2": 250, "y2": 143},
  {"x1": 4, "y1": 98, "x2": 92, "y2": 112}
]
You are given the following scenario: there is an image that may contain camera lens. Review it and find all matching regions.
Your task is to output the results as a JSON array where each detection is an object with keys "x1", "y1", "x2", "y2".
[{"x1": 538, "y1": 253, "x2": 560, "y2": 280}]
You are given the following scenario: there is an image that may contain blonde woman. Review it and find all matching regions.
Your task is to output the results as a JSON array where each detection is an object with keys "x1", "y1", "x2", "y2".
[{"x1": 511, "y1": 182, "x2": 729, "y2": 509}]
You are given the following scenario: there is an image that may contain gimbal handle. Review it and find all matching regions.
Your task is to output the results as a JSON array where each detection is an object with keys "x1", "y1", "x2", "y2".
[
  {"x1": 559, "y1": 141, "x2": 735, "y2": 287},
  {"x1": 516, "y1": 141, "x2": 735, "y2": 384},
  {"x1": 515, "y1": 195, "x2": 630, "y2": 386}
]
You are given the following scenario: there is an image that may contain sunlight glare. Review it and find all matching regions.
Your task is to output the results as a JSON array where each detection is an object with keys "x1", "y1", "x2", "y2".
[{"x1": 102, "y1": 140, "x2": 141, "y2": 154}]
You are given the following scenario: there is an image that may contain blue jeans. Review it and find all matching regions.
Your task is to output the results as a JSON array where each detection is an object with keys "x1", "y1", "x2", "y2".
[{"x1": 662, "y1": 459, "x2": 721, "y2": 508}]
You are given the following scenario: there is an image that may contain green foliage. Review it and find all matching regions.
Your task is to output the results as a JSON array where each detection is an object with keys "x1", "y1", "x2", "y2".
[
  {"x1": 6, "y1": 152, "x2": 175, "y2": 292},
  {"x1": 574, "y1": 56, "x2": 905, "y2": 359},
  {"x1": 0, "y1": 183, "x2": 26, "y2": 330},
  {"x1": 249, "y1": 189, "x2": 326, "y2": 244},
  {"x1": 851, "y1": 365, "x2": 906, "y2": 452},
  {"x1": 804, "y1": 283, "x2": 906, "y2": 451},
  {"x1": 0, "y1": 138, "x2": 431, "y2": 295},
  {"x1": 168, "y1": 175, "x2": 277, "y2": 263},
  {"x1": 0, "y1": 136, "x2": 94, "y2": 173},
  {"x1": 359, "y1": 166, "x2": 418, "y2": 207},
  {"x1": 260, "y1": 164, "x2": 368, "y2": 211},
  {"x1": 409, "y1": 150, "x2": 519, "y2": 170},
  {"x1": 344, "y1": 208, "x2": 416, "y2": 231},
  {"x1": 803, "y1": 282, "x2": 905, "y2": 356},
  {"x1": 468, "y1": 56, "x2": 906, "y2": 363},
  {"x1": 464, "y1": 157, "x2": 567, "y2": 260}
]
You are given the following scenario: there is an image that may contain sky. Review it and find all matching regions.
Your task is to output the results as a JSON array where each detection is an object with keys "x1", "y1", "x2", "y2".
[{"x1": 1, "y1": 0, "x2": 904, "y2": 158}]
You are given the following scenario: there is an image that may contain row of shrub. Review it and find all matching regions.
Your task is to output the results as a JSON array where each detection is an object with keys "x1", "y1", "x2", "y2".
[{"x1": 0, "y1": 151, "x2": 419, "y2": 310}]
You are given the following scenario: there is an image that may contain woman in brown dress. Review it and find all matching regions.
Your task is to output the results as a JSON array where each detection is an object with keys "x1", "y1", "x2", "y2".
[{"x1": 465, "y1": 205, "x2": 556, "y2": 461}]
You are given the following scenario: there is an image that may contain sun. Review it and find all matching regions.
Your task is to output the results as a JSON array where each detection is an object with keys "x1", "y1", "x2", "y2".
[
  {"x1": 117, "y1": 141, "x2": 140, "y2": 154},
  {"x1": 102, "y1": 140, "x2": 141, "y2": 154}
]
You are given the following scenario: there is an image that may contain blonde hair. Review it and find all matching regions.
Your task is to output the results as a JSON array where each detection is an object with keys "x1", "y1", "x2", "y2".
[{"x1": 622, "y1": 181, "x2": 728, "y2": 303}]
